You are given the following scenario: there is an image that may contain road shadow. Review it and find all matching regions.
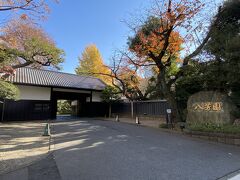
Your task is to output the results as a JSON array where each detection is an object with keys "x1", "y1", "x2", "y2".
[{"x1": 0, "y1": 121, "x2": 50, "y2": 174}]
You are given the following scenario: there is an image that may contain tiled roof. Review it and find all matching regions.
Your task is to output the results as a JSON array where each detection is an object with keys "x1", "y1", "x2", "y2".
[{"x1": 7, "y1": 67, "x2": 106, "y2": 90}]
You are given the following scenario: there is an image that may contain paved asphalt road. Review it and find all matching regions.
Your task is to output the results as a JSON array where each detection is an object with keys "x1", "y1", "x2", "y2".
[{"x1": 1, "y1": 119, "x2": 240, "y2": 180}]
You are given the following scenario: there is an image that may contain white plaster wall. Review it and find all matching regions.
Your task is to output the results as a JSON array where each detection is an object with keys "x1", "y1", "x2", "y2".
[
  {"x1": 17, "y1": 85, "x2": 51, "y2": 100},
  {"x1": 92, "y1": 91, "x2": 102, "y2": 102}
]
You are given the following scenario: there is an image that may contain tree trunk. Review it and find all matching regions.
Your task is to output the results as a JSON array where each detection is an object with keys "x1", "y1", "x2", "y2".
[
  {"x1": 165, "y1": 93, "x2": 182, "y2": 123},
  {"x1": 158, "y1": 70, "x2": 182, "y2": 123}
]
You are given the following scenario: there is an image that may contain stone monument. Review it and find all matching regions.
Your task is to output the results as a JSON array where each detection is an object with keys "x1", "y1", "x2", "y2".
[{"x1": 187, "y1": 91, "x2": 237, "y2": 125}]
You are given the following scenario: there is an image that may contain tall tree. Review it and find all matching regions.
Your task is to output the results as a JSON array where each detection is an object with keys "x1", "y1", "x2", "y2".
[
  {"x1": 173, "y1": 0, "x2": 240, "y2": 120},
  {"x1": 0, "y1": 20, "x2": 65, "y2": 76},
  {"x1": 0, "y1": 20, "x2": 64, "y2": 99},
  {"x1": 203, "y1": 0, "x2": 240, "y2": 117},
  {"x1": 75, "y1": 44, "x2": 111, "y2": 85},
  {"x1": 204, "y1": 0, "x2": 240, "y2": 87},
  {"x1": 127, "y1": 0, "x2": 224, "y2": 122},
  {"x1": 0, "y1": 0, "x2": 61, "y2": 100},
  {"x1": 96, "y1": 54, "x2": 154, "y2": 101}
]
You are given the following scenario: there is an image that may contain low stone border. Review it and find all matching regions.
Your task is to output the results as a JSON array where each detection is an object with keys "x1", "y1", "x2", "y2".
[{"x1": 184, "y1": 129, "x2": 240, "y2": 146}]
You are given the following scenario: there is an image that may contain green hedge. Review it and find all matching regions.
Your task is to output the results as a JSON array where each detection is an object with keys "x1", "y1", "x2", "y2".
[{"x1": 188, "y1": 123, "x2": 240, "y2": 134}]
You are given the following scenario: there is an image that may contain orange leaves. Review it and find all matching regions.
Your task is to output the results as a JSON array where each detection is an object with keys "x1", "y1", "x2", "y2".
[
  {"x1": 168, "y1": 31, "x2": 183, "y2": 53},
  {"x1": 112, "y1": 62, "x2": 142, "y2": 89},
  {"x1": 128, "y1": 0, "x2": 205, "y2": 66},
  {"x1": 130, "y1": 23, "x2": 183, "y2": 59},
  {"x1": 1, "y1": 20, "x2": 53, "y2": 50}
]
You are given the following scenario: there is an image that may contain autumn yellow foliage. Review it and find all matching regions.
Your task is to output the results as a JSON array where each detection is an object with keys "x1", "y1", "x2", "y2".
[{"x1": 75, "y1": 44, "x2": 112, "y2": 85}]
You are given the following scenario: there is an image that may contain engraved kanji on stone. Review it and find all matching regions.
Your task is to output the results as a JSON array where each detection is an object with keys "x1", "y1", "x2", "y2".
[
  {"x1": 193, "y1": 103, "x2": 204, "y2": 110},
  {"x1": 203, "y1": 102, "x2": 212, "y2": 111},
  {"x1": 212, "y1": 102, "x2": 222, "y2": 111}
]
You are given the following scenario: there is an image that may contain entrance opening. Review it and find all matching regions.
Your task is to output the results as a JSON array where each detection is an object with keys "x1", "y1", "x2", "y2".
[
  {"x1": 51, "y1": 89, "x2": 92, "y2": 120},
  {"x1": 56, "y1": 99, "x2": 78, "y2": 120}
]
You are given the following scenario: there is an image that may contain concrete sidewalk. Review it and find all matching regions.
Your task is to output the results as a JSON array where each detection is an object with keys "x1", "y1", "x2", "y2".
[{"x1": 0, "y1": 121, "x2": 51, "y2": 175}]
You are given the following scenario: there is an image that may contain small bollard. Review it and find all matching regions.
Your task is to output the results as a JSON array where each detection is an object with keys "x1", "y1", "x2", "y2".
[
  {"x1": 116, "y1": 115, "x2": 119, "y2": 122},
  {"x1": 136, "y1": 116, "x2": 140, "y2": 124},
  {"x1": 43, "y1": 123, "x2": 51, "y2": 136}
]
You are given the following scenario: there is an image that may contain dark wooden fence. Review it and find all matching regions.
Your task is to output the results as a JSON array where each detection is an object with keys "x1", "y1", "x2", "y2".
[
  {"x1": 0, "y1": 100, "x2": 51, "y2": 121},
  {"x1": 0, "y1": 100, "x2": 170, "y2": 121},
  {"x1": 111, "y1": 100, "x2": 170, "y2": 117},
  {"x1": 84, "y1": 100, "x2": 170, "y2": 118},
  {"x1": 82, "y1": 102, "x2": 108, "y2": 117}
]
